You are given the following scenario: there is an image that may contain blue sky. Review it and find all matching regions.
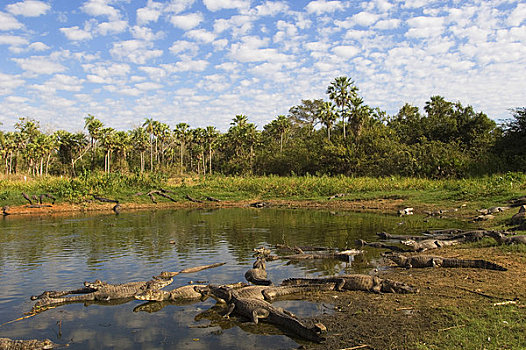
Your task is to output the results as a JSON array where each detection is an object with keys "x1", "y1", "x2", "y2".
[{"x1": 0, "y1": 0, "x2": 524, "y2": 132}]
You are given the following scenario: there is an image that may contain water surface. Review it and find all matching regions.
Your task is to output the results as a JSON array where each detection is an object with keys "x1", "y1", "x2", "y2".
[{"x1": 0, "y1": 208, "x2": 470, "y2": 348}]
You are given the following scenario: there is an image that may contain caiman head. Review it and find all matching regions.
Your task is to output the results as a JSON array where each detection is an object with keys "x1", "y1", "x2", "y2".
[
  {"x1": 253, "y1": 257, "x2": 266, "y2": 270},
  {"x1": 381, "y1": 279, "x2": 419, "y2": 294},
  {"x1": 194, "y1": 285, "x2": 232, "y2": 303},
  {"x1": 84, "y1": 279, "x2": 107, "y2": 289},
  {"x1": 135, "y1": 289, "x2": 168, "y2": 301}
]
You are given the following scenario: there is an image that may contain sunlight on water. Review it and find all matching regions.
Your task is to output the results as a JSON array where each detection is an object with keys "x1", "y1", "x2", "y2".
[{"x1": 0, "y1": 208, "x2": 470, "y2": 349}]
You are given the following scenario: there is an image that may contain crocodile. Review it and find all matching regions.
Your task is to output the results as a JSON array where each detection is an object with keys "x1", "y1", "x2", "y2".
[
  {"x1": 486, "y1": 231, "x2": 526, "y2": 245},
  {"x1": 387, "y1": 254, "x2": 507, "y2": 271},
  {"x1": 0, "y1": 337, "x2": 56, "y2": 350},
  {"x1": 245, "y1": 257, "x2": 272, "y2": 286},
  {"x1": 32, "y1": 275, "x2": 174, "y2": 309},
  {"x1": 281, "y1": 274, "x2": 419, "y2": 294},
  {"x1": 198, "y1": 285, "x2": 325, "y2": 343},
  {"x1": 135, "y1": 284, "x2": 206, "y2": 301}
]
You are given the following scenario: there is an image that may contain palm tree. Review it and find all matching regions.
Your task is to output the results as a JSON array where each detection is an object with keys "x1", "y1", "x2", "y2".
[
  {"x1": 99, "y1": 127, "x2": 116, "y2": 173},
  {"x1": 142, "y1": 117, "x2": 156, "y2": 171},
  {"x1": 318, "y1": 101, "x2": 337, "y2": 141},
  {"x1": 174, "y1": 123, "x2": 191, "y2": 174},
  {"x1": 204, "y1": 126, "x2": 219, "y2": 174},
  {"x1": 84, "y1": 114, "x2": 104, "y2": 170},
  {"x1": 327, "y1": 76, "x2": 358, "y2": 139},
  {"x1": 131, "y1": 126, "x2": 149, "y2": 173},
  {"x1": 265, "y1": 115, "x2": 291, "y2": 154}
]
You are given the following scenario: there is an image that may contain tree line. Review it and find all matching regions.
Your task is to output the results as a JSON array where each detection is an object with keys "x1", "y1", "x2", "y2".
[{"x1": 1, "y1": 76, "x2": 524, "y2": 178}]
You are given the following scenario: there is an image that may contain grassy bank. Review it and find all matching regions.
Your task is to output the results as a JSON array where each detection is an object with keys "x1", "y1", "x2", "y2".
[{"x1": 1, "y1": 172, "x2": 525, "y2": 209}]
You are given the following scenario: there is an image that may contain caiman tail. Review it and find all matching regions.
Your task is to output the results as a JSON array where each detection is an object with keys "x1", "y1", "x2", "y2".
[{"x1": 442, "y1": 258, "x2": 507, "y2": 271}]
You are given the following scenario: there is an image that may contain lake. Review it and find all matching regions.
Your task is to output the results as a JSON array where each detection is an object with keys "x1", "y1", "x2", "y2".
[{"x1": 0, "y1": 208, "x2": 469, "y2": 349}]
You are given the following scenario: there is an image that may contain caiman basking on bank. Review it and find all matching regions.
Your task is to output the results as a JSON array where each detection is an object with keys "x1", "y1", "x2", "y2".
[
  {"x1": 196, "y1": 285, "x2": 326, "y2": 343},
  {"x1": 486, "y1": 231, "x2": 526, "y2": 245},
  {"x1": 386, "y1": 254, "x2": 507, "y2": 271},
  {"x1": 281, "y1": 274, "x2": 419, "y2": 294}
]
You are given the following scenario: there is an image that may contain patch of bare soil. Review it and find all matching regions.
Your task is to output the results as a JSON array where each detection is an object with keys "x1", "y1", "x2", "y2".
[{"x1": 303, "y1": 247, "x2": 526, "y2": 350}]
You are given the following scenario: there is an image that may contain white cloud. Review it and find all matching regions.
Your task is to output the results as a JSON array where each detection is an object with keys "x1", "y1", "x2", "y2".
[
  {"x1": 352, "y1": 12, "x2": 379, "y2": 26},
  {"x1": 6, "y1": 0, "x2": 50, "y2": 17},
  {"x1": 162, "y1": 59, "x2": 209, "y2": 72},
  {"x1": 130, "y1": 26, "x2": 165, "y2": 41},
  {"x1": 81, "y1": 0, "x2": 120, "y2": 20},
  {"x1": 333, "y1": 45, "x2": 360, "y2": 58},
  {"x1": 185, "y1": 29, "x2": 215, "y2": 43},
  {"x1": 136, "y1": 0, "x2": 163, "y2": 25},
  {"x1": 83, "y1": 62, "x2": 130, "y2": 84},
  {"x1": 169, "y1": 40, "x2": 199, "y2": 55},
  {"x1": 60, "y1": 26, "x2": 93, "y2": 41},
  {"x1": 203, "y1": 0, "x2": 250, "y2": 12},
  {"x1": 30, "y1": 74, "x2": 85, "y2": 93},
  {"x1": 164, "y1": 0, "x2": 196, "y2": 14},
  {"x1": 375, "y1": 18, "x2": 400, "y2": 30},
  {"x1": 406, "y1": 16, "x2": 445, "y2": 38},
  {"x1": 169, "y1": 12, "x2": 203, "y2": 30},
  {"x1": 230, "y1": 39, "x2": 293, "y2": 63},
  {"x1": 254, "y1": 1, "x2": 289, "y2": 16},
  {"x1": 110, "y1": 40, "x2": 163, "y2": 64},
  {"x1": 97, "y1": 20, "x2": 128, "y2": 35},
  {"x1": 508, "y1": 3, "x2": 526, "y2": 27},
  {"x1": 12, "y1": 56, "x2": 66, "y2": 75},
  {"x1": 28, "y1": 41, "x2": 50, "y2": 51},
  {"x1": 305, "y1": 0, "x2": 345, "y2": 15},
  {"x1": 138, "y1": 66, "x2": 167, "y2": 81},
  {"x1": 0, "y1": 11, "x2": 23, "y2": 30},
  {"x1": 0, "y1": 35, "x2": 29, "y2": 46},
  {"x1": 0, "y1": 72, "x2": 25, "y2": 95},
  {"x1": 135, "y1": 82, "x2": 163, "y2": 90}
]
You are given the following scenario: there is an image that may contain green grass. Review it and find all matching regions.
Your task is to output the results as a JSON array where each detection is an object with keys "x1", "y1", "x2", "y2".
[
  {"x1": 414, "y1": 305, "x2": 526, "y2": 350},
  {"x1": 0, "y1": 172, "x2": 525, "y2": 210}
]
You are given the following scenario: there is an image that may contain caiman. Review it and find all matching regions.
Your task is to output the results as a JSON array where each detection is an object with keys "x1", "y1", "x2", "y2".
[
  {"x1": 281, "y1": 274, "x2": 419, "y2": 294},
  {"x1": 0, "y1": 337, "x2": 55, "y2": 349},
  {"x1": 135, "y1": 284, "x2": 207, "y2": 301},
  {"x1": 198, "y1": 285, "x2": 325, "y2": 343},
  {"x1": 32, "y1": 275, "x2": 174, "y2": 309},
  {"x1": 400, "y1": 238, "x2": 461, "y2": 251},
  {"x1": 197, "y1": 284, "x2": 336, "y2": 302},
  {"x1": 245, "y1": 257, "x2": 272, "y2": 286},
  {"x1": 387, "y1": 254, "x2": 507, "y2": 271},
  {"x1": 486, "y1": 231, "x2": 526, "y2": 245}
]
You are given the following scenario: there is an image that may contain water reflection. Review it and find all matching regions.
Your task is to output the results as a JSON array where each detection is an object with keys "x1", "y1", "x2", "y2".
[{"x1": 0, "y1": 208, "x2": 470, "y2": 349}]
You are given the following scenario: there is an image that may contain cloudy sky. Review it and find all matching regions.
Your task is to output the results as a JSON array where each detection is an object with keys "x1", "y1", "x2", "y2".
[{"x1": 0, "y1": 0, "x2": 524, "y2": 132}]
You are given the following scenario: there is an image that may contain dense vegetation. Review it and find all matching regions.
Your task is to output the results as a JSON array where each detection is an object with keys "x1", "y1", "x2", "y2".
[{"x1": 0, "y1": 77, "x2": 524, "y2": 179}]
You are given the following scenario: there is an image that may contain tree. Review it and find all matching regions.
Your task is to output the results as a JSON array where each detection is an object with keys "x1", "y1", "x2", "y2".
[
  {"x1": 55, "y1": 131, "x2": 88, "y2": 176},
  {"x1": 131, "y1": 126, "x2": 149, "y2": 173},
  {"x1": 204, "y1": 126, "x2": 219, "y2": 175},
  {"x1": 142, "y1": 117, "x2": 156, "y2": 171},
  {"x1": 84, "y1": 114, "x2": 104, "y2": 170},
  {"x1": 318, "y1": 102, "x2": 337, "y2": 141},
  {"x1": 174, "y1": 123, "x2": 191, "y2": 174},
  {"x1": 264, "y1": 115, "x2": 291, "y2": 154},
  {"x1": 99, "y1": 127, "x2": 116, "y2": 173},
  {"x1": 288, "y1": 99, "x2": 324, "y2": 131},
  {"x1": 327, "y1": 76, "x2": 358, "y2": 139}
]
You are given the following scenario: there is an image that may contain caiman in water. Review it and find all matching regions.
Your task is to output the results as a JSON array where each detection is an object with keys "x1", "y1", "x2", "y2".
[
  {"x1": 0, "y1": 337, "x2": 56, "y2": 349},
  {"x1": 31, "y1": 275, "x2": 174, "y2": 309},
  {"x1": 197, "y1": 285, "x2": 325, "y2": 343},
  {"x1": 245, "y1": 257, "x2": 272, "y2": 286}
]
